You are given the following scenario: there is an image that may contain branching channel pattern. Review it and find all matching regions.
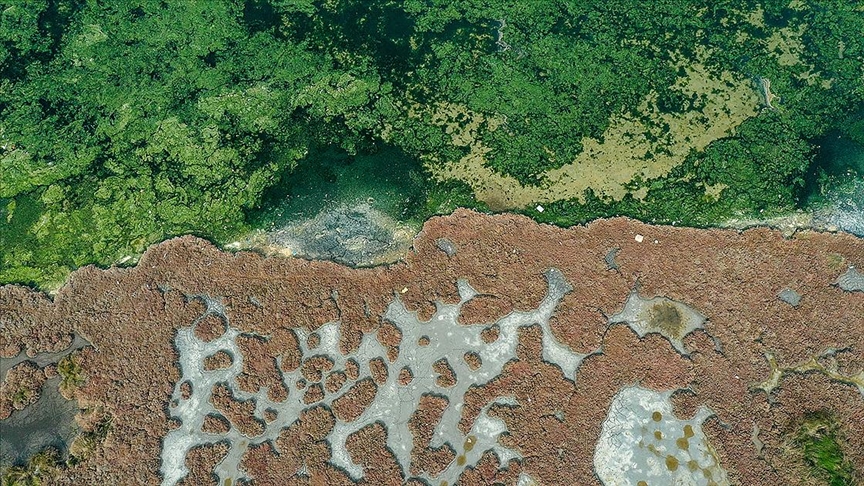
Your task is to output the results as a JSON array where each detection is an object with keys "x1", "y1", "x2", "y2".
[{"x1": 160, "y1": 269, "x2": 584, "y2": 485}]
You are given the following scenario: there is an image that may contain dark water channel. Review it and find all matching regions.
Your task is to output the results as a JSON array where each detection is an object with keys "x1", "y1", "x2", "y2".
[
  {"x1": 0, "y1": 336, "x2": 89, "y2": 467},
  {"x1": 0, "y1": 376, "x2": 79, "y2": 467},
  {"x1": 801, "y1": 131, "x2": 864, "y2": 236},
  {"x1": 0, "y1": 335, "x2": 89, "y2": 378}
]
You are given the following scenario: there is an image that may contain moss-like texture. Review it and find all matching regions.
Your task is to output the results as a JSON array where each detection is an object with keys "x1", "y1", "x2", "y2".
[
  {"x1": 56, "y1": 354, "x2": 84, "y2": 395},
  {"x1": 1, "y1": 447, "x2": 60, "y2": 486},
  {"x1": 68, "y1": 414, "x2": 113, "y2": 466},
  {"x1": 795, "y1": 412, "x2": 858, "y2": 486},
  {"x1": 1, "y1": 1, "x2": 862, "y2": 289}
]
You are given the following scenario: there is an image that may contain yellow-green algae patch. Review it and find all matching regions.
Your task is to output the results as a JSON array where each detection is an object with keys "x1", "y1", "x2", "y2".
[
  {"x1": 419, "y1": 48, "x2": 760, "y2": 210},
  {"x1": 753, "y1": 350, "x2": 864, "y2": 398}
]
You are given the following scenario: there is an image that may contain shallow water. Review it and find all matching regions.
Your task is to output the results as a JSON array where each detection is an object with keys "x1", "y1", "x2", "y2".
[
  {"x1": 264, "y1": 201, "x2": 415, "y2": 267},
  {"x1": 252, "y1": 144, "x2": 429, "y2": 228},
  {"x1": 808, "y1": 131, "x2": 864, "y2": 192},
  {"x1": 0, "y1": 376, "x2": 79, "y2": 466},
  {"x1": 0, "y1": 335, "x2": 89, "y2": 467},
  {"x1": 801, "y1": 131, "x2": 864, "y2": 236},
  {"x1": 241, "y1": 144, "x2": 431, "y2": 266}
]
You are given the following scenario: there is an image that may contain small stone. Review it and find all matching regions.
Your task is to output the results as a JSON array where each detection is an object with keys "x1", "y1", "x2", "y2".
[
  {"x1": 604, "y1": 248, "x2": 620, "y2": 271},
  {"x1": 436, "y1": 238, "x2": 458, "y2": 257},
  {"x1": 836, "y1": 266, "x2": 864, "y2": 292},
  {"x1": 777, "y1": 288, "x2": 802, "y2": 307},
  {"x1": 635, "y1": 234, "x2": 644, "y2": 243}
]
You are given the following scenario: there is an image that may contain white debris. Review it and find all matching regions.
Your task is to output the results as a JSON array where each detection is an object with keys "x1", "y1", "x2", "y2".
[{"x1": 635, "y1": 234, "x2": 644, "y2": 243}]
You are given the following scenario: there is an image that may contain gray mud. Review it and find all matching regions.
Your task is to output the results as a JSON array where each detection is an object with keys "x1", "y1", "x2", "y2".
[
  {"x1": 1, "y1": 334, "x2": 90, "y2": 379},
  {"x1": 266, "y1": 202, "x2": 414, "y2": 267},
  {"x1": 0, "y1": 377, "x2": 80, "y2": 466},
  {"x1": 594, "y1": 385, "x2": 728, "y2": 486},
  {"x1": 161, "y1": 269, "x2": 583, "y2": 485}
]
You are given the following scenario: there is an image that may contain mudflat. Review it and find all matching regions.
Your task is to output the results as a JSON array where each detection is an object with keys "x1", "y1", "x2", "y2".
[{"x1": 1, "y1": 209, "x2": 862, "y2": 485}]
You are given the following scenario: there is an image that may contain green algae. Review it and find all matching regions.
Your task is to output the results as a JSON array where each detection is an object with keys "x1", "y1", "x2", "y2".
[
  {"x1": 56, "y1": 355, "x2": 84, "y2": 392},
  {"x1": 0, "y1": 447, "x2": 60, "y2": 486},
  {"x1": 795, "y1": 412, "x2": 857, "y2": 486}
]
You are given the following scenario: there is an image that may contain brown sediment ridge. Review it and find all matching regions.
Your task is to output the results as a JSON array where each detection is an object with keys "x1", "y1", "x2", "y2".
[{"x1": 1, "y1": 209, "x2": 863, "y2": 485}]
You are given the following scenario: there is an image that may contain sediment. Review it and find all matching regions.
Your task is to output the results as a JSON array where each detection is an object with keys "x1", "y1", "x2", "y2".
[{"x1": 1, "y1": 209, "x2": 862, "y2": 485}]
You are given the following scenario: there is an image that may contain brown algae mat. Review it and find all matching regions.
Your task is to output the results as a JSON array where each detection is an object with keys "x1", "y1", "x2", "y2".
[{"x1": 1, "y1": 209, "x2": 863, "y2": 485}]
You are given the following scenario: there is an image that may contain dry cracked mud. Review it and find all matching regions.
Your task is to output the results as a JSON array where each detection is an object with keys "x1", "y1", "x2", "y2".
[{"x1": 1, "y1": 209, "x2": 862, "y2": 485}]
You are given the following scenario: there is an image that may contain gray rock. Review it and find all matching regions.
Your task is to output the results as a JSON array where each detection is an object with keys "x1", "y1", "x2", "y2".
[
  {"x1": 436, "y1": 238, "x2": 457, "y2": 257},
  {"x1": 777, "y1": 288, "x2": 802, "y2": 307},
  {"x1": 836, "y1": 266, "x2": 864, "y2": 292},
  {"x1": 604, "y1": 247, "x2": 620, "y2": 271}
]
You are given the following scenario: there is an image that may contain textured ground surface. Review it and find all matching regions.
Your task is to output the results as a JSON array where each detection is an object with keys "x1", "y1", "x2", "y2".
[{"x1": 1, "y1": 209, "x2": 863, "y2": 485}]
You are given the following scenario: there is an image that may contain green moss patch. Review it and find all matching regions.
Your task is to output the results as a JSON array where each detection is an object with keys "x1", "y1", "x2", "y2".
[{"x1": 795, "y1": 412, "x2": 857, "y2": 486}]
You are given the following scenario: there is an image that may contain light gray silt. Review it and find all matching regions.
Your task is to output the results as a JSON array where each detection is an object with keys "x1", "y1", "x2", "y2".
[
  {"x1": 594, "y1": 385, "x2": 729, "y2": 486},
  {"x1": 160, "y1": 269, "x2": 587, "y2": 485},
  {"x1": 609, "y1": 292, "x2": 708, "y2": 355}
]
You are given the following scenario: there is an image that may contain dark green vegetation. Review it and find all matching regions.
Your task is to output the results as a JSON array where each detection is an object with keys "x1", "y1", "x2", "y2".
[
  {"x1": 249, "y1": 143, "x2": 478, "y2": 230},
  {"x1": 1, "y1": 0, "x2": 862, "y2": 288},
  {"x1": 0, "y1": 413, "x2": 111, "y2": 485},
  {"x1": 794, "y1": 412, "x2": 858, "y2": 486},
  {"x1": 1, "y1": 447, "x2": 59, "y2": 486}
]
